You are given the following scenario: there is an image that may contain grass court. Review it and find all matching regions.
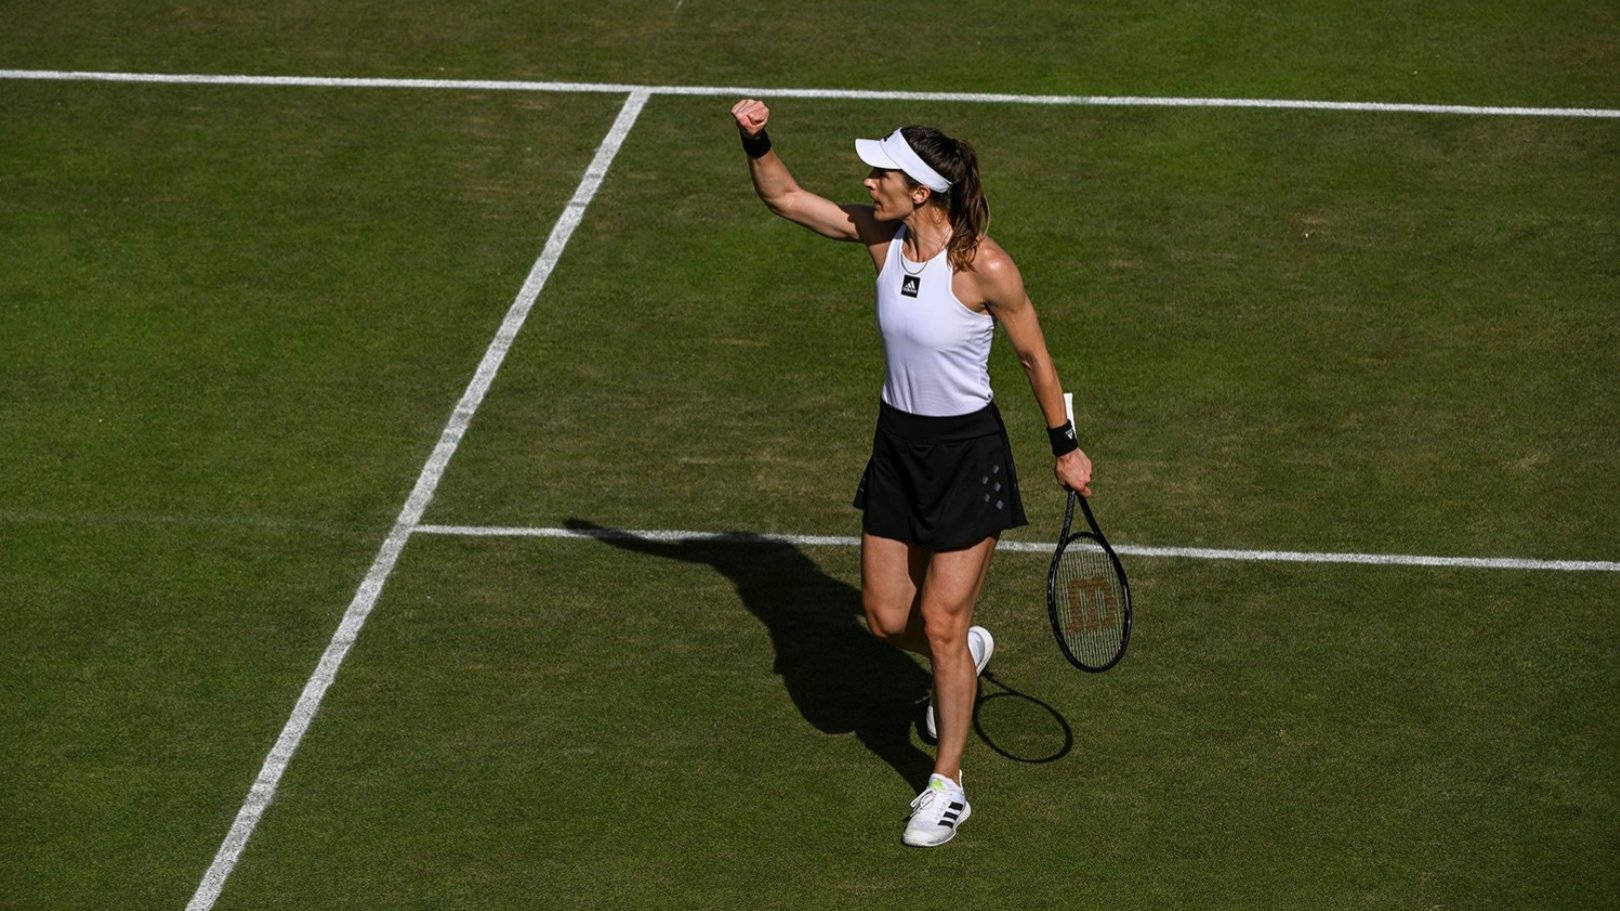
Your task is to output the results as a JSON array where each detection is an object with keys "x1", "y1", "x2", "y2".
[{"x1": 3, "y1": 2, "x2": 1618, "y2": 907}]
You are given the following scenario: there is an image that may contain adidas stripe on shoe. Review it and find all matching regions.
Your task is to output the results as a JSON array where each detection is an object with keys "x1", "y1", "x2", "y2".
[{"x1": 902, "y1": 773, "x2": 972, "y2": 847}]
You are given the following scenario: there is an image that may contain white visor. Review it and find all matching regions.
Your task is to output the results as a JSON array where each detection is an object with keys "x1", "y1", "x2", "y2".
[{"x1": 855, "y1": 129, "x2": 951, "y2": 194}]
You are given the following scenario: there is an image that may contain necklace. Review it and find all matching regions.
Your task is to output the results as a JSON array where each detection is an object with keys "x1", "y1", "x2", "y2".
[{"x1": 899, "y1": 239, "x2": 942, "y2": 276}]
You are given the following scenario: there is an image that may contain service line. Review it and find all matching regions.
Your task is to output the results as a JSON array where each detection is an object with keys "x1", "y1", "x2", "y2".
[
  {"x1": 185, "y1": 90, "x2": 652, "y2": 911},
  {"x1": 414, "y1": 523, "x2": 1620, "y2": 574},
  {"x1": 3, "y1": 68, "x2": 1619, "y2": 118}
]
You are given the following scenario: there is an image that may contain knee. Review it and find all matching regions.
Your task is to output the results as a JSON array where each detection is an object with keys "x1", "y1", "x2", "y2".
[
  {"x1": 862, "y1": 592, "x2": 912, "y2": 644},
  {"x1": 921, "y1": 602, "x2": 970, "y2": 655}
]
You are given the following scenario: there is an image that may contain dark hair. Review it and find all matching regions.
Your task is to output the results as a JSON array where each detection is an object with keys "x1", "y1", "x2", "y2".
[{"x1": 898, "y1": 125, "x2": 990, "y2": 272}]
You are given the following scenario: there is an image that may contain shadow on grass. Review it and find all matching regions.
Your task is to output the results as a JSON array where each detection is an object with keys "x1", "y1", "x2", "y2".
[
  {"x1": 974, "y1": 671, "x2": 1074, "y2": 764},
  {"x1": 563, "y1": 519, "x2": 935, "y2": 791}
]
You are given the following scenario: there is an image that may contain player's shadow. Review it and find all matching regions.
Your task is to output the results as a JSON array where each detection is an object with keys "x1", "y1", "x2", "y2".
[{"x1": 564, "y1": 519, "x2": 935, "y2": 791}]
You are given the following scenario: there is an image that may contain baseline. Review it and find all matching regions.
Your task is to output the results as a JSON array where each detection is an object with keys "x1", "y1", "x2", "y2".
[
  {"x1": 184, "y1": 90, "x2": 652, "y2": 911},
  {"x1": 414, "y1": 523, "x2": 1620, "y2": 574},
  {"x1": 3, "y1": 68, "x2": 1619, "y2": 119}
]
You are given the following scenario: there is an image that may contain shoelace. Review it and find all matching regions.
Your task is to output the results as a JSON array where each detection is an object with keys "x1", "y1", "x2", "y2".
[{"x1": 908, "y1": 783, "x2": 963, "y2": 821}]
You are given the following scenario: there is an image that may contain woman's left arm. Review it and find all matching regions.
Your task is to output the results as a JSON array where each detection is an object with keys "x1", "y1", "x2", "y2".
[{"x1": 977, "y1": 246, "x2": 1094, "y2": 496}]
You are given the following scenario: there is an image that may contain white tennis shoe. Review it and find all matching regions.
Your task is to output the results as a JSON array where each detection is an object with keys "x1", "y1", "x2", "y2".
[
  {"x1": 902, "y1": 773, "x2": 972, "y2": 847},
  {"x1": 924, "y1": 626, "x2": 994, "y2": 740}
]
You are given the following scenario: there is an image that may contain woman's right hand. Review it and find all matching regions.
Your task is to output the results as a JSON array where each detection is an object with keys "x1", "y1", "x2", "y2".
[
  {"x1": 731, "y1": 98, "x2": 770, "y2": 137},
  {"x1": 1056, "y1": 448, "x2": 1094, "y2": 498}
]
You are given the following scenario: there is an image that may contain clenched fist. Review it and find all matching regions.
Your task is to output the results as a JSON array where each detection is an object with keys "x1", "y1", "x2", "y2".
[{"x1": 731, "y1": 98, "x2": 770, "y2": 137}]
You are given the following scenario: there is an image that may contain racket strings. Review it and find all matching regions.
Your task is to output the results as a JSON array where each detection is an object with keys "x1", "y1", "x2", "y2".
[{"x1": 1053, "y1": 538, "x2": 1128, "y2": 666}]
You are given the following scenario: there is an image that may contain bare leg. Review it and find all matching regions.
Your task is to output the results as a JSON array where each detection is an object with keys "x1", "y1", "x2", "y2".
[
  {"x1": 918, "y1": 536, "x2": 998, "y2": 782},
  {"x1": 860, "y1": 532, "x2": 929, "y2": 655}
]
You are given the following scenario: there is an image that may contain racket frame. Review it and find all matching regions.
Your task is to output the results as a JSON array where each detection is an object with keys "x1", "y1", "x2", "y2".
[{"x1": 1045, "y1": 490, "x2": 1133, "y2": 672}]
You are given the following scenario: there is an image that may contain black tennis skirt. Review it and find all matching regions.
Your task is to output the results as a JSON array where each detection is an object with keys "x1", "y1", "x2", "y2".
[{"x1": 853, "y1": 400, "x2": 1028, "y2": 551}]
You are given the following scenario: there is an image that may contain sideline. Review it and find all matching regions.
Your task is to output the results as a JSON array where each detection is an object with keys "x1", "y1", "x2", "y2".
[{"x1": 184, "y1": 90, "x2": 652, "y2": 911}]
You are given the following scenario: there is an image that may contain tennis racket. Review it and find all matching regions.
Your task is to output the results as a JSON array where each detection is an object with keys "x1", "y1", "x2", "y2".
[{"x1": 1045, "y1": 393, "x2": 1131, "y2": 671}]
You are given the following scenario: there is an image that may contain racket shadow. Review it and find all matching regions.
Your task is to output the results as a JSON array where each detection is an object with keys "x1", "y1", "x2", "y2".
[
  {"x1": 563, "y1": 519, "x2": 935, "y2": 792},
  {"x1": 971, "y1": 671, "x2": 1074, "y2": 764}
]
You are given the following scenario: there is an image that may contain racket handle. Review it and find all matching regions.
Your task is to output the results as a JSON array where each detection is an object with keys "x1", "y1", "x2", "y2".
[
  {"x1": 1076, "y1": 491, "x2": 1104, "y2": 536},
  {"x1": 1061, "y1": 391, "x2": 1087, "y2": 501}
]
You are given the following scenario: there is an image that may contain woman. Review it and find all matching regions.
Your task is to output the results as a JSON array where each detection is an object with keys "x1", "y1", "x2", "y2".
[{"x1": 731, "y1": 99, "x2": 1093, "y2": 847}]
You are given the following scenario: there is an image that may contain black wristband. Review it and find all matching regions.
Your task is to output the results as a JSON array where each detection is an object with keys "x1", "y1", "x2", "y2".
[
  {"x1": 740, "y1": 129, "x2": 772, "y2": 159},
  {"x1": 1048, "y1": 421, "x2": 1079, "y2": 457}
]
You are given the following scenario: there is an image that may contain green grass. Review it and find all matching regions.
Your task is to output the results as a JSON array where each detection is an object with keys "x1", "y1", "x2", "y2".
[
  {"x1": 4, "y1": 0, "x2": 1619, "y2": 106},
  {"x1": 0, "y1": 82, "x2": 624, "y2": 907},
  {"x1": 212, "y1": 537, "x2": 1620, "y2": 908},
  {"x1": 3, "y1": 4, "x2": 1618, "y2": 909},
  {"x1": 434, "y1": 96, "x2": 1620, "y2": 561}
]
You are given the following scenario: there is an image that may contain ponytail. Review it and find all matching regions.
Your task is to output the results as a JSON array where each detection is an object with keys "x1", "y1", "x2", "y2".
[{"x1": 899, "y1": 126, "x2": 990, "y2": 272}]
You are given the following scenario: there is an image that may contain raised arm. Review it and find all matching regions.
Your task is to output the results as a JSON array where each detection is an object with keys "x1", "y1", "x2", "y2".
[
  {"x1": 732, "y1": 99, "x2": 885, "y2": 244},
  {"x1": 975, "y1": 243, "x2": 1095, "y2": 496}
]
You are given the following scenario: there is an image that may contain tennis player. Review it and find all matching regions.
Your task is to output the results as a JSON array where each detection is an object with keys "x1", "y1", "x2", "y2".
[{"x1": 731, "y1": 99, "x2": 1093, "y2": 847}]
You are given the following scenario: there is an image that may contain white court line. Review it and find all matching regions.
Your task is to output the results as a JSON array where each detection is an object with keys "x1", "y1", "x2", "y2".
[
  {"x1": 185, "y1": 90, "x2": 651, "y2": 911},
  {"x1": 4, "y1": 68, "x2": 1619, "y2": 118},
  {"x1": 414, "y1": 524, "x2": 1620, "y2": 573}
]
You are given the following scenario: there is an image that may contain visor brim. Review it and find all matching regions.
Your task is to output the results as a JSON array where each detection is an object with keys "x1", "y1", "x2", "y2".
[{"x1": 855, "y1": 137, "x2": 900, "y2": 171}]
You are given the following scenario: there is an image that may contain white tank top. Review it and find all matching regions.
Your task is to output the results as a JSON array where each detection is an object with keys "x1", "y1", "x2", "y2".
[{"x1": 876, "y1": 225, "x2": 995, "y2": 416}]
